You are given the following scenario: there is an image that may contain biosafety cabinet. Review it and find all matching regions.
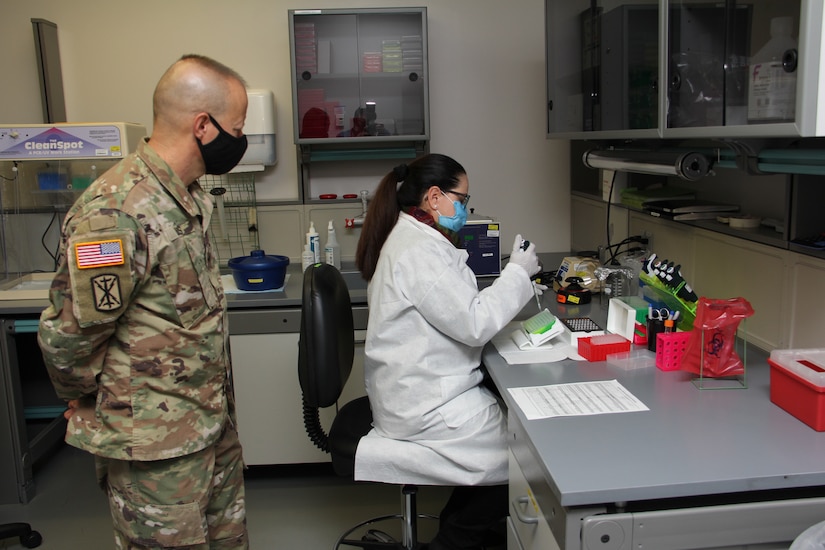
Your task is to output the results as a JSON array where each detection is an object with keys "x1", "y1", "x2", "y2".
[
  {"x1": 545, "y1": 0, "x2": 825, "y2": 139},
  {"x1": 0, "y1": 122, "x2": 147, "y2": 275}
]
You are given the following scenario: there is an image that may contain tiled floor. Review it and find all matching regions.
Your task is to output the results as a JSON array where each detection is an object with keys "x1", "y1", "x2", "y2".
[{"x1": 0, "y1": 444, "x2": 452, "y2": 549}]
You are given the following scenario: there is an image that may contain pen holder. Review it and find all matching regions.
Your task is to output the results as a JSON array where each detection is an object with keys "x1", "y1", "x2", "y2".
[{"x1": 646, "y1": 318, "x2": 665, "y2": 352}]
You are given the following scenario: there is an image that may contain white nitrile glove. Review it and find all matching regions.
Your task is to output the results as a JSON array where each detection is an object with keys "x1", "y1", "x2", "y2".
[
  {"x1": 533, "y1": 282, "x2": 549, "y2": 295},
  {"x1": 509, "y1": 234, "x2": 540, "y2": 277}
]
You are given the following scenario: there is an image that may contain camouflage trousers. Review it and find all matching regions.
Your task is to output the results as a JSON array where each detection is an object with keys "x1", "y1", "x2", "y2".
[{"x1": 95, "y1": 421, "x2": 248, "y2": 549}]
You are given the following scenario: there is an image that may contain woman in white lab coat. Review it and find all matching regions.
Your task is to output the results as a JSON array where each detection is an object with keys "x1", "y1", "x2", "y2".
[{"x1": 355, "y1": 154, "x2": 541, "y2": 550}]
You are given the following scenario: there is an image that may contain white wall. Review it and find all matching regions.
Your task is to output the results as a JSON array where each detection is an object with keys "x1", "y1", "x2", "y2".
[{"x1": 0, "y1": 0, "x2": 570, "y2": 256}]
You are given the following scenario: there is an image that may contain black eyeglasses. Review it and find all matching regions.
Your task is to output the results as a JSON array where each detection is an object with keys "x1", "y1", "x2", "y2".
[{"x1": 442, "y1": 189, "x2": 471, "y2": 206}]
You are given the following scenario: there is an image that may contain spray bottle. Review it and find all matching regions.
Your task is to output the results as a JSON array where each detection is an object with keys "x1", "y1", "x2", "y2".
[
  {"x1": 324, "y1": 220, "x2": 341, "y2": 269},
  {"x1": 307, "y1": 221, "x2": 321, "y2": 263}
]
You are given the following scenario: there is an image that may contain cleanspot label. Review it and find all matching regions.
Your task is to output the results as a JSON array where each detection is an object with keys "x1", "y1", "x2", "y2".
[
  {"x1": 0, "y1": 125, "x2": 124, "y2": 159},
  {"x1": 25, "y1": 140, "x2": 84, "y2": 150}
]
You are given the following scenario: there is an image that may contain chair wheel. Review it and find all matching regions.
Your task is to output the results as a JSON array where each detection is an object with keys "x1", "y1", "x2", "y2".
[{"x1": 21, "y1": 530, "x2": 43, "y2": 548}]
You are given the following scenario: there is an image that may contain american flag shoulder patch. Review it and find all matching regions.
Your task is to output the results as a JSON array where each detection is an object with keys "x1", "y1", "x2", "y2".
[{"x1": 75, "y1": 239, "x2": 125, "y2": 269}]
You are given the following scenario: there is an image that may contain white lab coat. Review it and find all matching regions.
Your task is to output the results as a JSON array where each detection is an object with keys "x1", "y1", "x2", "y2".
[{"x1": 354, "y1": 212, "x2": 534, "y2": 485}]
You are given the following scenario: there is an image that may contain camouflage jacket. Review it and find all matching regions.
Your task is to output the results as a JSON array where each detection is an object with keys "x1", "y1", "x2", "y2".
[{"x1": 38, "y1": 139, "x2": 232, "y2": 461}]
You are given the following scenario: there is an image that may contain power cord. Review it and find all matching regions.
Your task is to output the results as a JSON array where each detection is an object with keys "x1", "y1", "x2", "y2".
[
  {"x1": 40, "y1": 211, "x2": 60, "y2": 270},
  {"x1": 0, "y1": 162, "x2": 17, "y2": 182},
  {"x1": 603, "y1": 235, "x2": 649, "y2": 266},
  {"x1": 605, "y1": 170, "x2": 616, "y2": 262}
]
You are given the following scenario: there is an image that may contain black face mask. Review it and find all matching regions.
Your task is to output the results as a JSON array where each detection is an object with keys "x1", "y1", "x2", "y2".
[{"x1": 197, "y1": 114, "x2": 248, "y2": 175}]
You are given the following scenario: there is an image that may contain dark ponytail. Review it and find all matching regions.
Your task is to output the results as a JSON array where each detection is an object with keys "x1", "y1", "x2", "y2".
[
  {"x1": 393, "y1": 163, "x2": 410, "y2": 181},
  {"x1": 356, "y1": 154, "x2": 466, "y2": 280}
]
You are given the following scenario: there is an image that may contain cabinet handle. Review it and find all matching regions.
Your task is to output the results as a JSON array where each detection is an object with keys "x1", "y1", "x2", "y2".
[
  {"x1": 783, "y1": 48, "x2": 798, "y2": 73},
  {"x1": 512, "y1": 496, "x2": 539, "y2": 525},
  {"x1": 354, "y1": 339, "x2": 366, "y2": 345}
]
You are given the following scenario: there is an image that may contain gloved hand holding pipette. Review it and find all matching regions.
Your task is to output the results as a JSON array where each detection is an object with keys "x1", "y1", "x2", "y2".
[
  {"x1": 509, "y1": 235, "x2": 544, "y2": 311},
  {"x1": 509, "y1": 234, "x2": 540, "y2": 276}
]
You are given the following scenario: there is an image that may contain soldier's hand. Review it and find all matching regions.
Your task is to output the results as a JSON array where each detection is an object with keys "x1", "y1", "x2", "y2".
[{"x1": 64, "y1": 399, "x2": 80, "y2": 420}]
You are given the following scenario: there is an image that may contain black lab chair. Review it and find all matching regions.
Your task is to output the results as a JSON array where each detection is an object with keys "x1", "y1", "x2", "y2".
[
  {"x1": 0, "y1": 522, "x2": 42, "y2": 547},
  {"x1": 298, "y1": 263, "x2": 435, "y2": 550}
]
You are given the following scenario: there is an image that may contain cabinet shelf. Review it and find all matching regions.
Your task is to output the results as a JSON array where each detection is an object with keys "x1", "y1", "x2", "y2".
[
  {"x1": 575, "y1": 192, "x2": 795, "y2": 254},
  {"x1": 305, "y1": 146, "x2": 421, "y2": 162},
  {"x1": 789, "y1": 243, "x2": 825, "y2": 260},
  {"x1": 687, "y1": 218, "x2": 789, "y2": 250},
  {"x1": 1, "y1": 316, "x2": 67, "y2": 503},
  {"x1": 299, "y1": 72, "x2": 423, "y2": 81},
  {"x1": 23, "y1": 406, "x2": 65, "y2": 420}
]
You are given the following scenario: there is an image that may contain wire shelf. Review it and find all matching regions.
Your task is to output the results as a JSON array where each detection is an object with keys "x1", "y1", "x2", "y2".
[{"x1": 199, "y1": 173, "x2": 259, "y2": 266}]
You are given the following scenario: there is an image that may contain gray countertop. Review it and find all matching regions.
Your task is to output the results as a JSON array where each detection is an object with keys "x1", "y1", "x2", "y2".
[
  {"x1": 0, "y1": 251, "x2": 557, "y2": 316},
  {"x1": 483, "y1": 296, "x2": 825, "y2": 509},
  {"x1": 225, "y1": 262, "x2": 368, "y2": 309},
  {"x1": 0, "y1": 263, "x2": 369, "y2": 315}
]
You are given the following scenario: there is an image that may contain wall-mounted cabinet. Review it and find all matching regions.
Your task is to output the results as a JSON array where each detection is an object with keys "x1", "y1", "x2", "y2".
[
  {"x1": 546, "y1": 0, "x2": 825, "y2": 139},
  {"x1": 547, "y1": 1, "x2": 660, "y2": 138},
  {"x1": 288, "y1": 8, "x2": 429, "y2": 202},
  {"x1": 289, "y1": 8, "x2": 429, "y2": 145}
]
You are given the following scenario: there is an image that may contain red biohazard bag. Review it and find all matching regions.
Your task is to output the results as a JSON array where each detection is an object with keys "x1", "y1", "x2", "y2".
[{"x1": 681, "y1": 297, "x2": 754, "y2": 378}]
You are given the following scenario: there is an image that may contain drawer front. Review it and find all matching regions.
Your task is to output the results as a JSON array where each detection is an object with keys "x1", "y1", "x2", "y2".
[
  {"x1": 229, "y1": 304, "x2": 368, "y2": 334},
  {"x1": 508, "y1": 449, "x2": 560, "y2": 550},
  {"x1": 506, "y1": 516, "x2": 525, "y2": 550}
]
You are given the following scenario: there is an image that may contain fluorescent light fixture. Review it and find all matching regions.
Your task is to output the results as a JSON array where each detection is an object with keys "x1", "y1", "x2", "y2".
[{"x1": 583, "y1": 149, "x2": 711, "y2": 181}]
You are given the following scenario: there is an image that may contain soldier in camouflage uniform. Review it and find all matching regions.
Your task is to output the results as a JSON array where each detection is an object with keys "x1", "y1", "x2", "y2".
[{"x1": 38, "y1": 54, "x2": 250, "y2": 549}]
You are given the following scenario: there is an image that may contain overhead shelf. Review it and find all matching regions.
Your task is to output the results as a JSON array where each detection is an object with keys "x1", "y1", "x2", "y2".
[
  {"x1": 712, "y1": 148, "x2": 825, "y2": 175},
  {"x1": 307, "y1": 147, "x2": 420, "y2": 162}
]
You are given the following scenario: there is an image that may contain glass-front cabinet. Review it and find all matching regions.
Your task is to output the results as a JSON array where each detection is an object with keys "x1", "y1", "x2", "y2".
[
  {"x1": 546, "y1": 0, "x2": 824, "y2": 139},
  {"x1": 546, "y1": 0, "x2": 661, "y2": 138},
  {"x1": 288, "y1": 8, "x2": 429, "y2": 145},
  {"x1": 667, "y1": 0, "x2": 804, "y2": 137}
]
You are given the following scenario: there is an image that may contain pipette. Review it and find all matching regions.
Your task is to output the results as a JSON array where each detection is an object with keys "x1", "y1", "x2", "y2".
[{"x1": 521, "y1": 239, "x2": 542, "y2": 312}]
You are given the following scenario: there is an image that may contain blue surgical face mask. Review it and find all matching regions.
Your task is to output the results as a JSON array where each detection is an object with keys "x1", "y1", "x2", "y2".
[{"x1": 436, "y1": 192, "x2": 468, "y2": 232}]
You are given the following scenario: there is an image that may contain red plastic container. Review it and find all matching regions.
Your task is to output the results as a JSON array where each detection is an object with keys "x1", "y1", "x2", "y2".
[
  {"x1": 768, "y1": 349, "x2": 825, "y2": 431},
  {"x1": 655, "y1": 331, "x2": 692, "y2": 371},
  {"x1": 578, "y1": 334, "x2": 630, "y2": 362},
  {"x1": 633, "y1": 322, "x2": 648, "y2": 346}
]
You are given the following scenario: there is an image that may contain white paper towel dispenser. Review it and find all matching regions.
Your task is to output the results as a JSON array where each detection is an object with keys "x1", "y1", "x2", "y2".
[{"x1": 233, "y1": 88, "x2": 276, "y2": 172}]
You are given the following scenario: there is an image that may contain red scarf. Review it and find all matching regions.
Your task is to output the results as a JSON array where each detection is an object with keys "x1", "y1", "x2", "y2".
[{"x1": 405, "y1": 206, "x2": 460, "y2": 246}]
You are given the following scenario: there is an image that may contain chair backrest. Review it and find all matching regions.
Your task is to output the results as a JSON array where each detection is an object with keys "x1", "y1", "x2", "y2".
[{"x1": 298, "y1": 263, "x2": 355, "y2": 409}]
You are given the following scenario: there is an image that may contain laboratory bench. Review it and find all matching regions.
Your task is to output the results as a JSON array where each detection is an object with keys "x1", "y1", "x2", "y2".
[
  {"x1": 0, "y1": 262, "x2": 369, "y2": 504},
  {"x1": 486, "y1": 290, "x2": 825, "y2": 549}
]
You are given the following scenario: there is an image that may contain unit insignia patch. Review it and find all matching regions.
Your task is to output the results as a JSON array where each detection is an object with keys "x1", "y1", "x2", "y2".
[{"x1": 91, "y1": 274, "x2": 122, "y2": 312}]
